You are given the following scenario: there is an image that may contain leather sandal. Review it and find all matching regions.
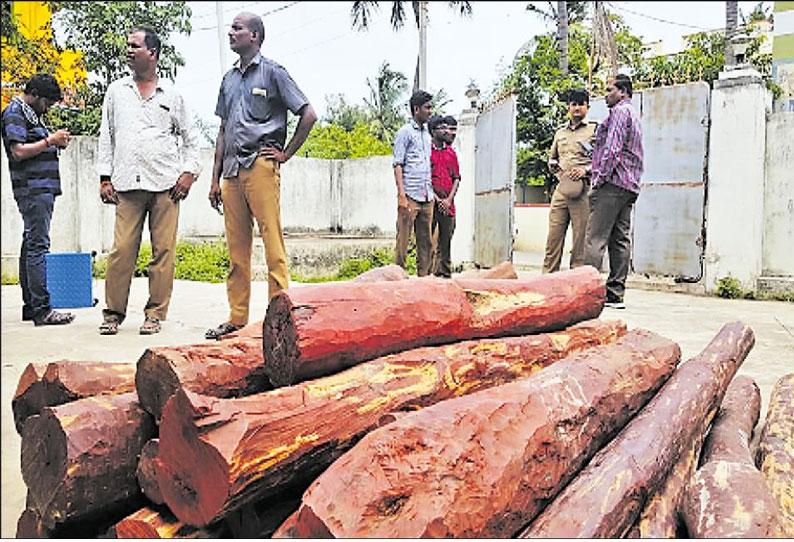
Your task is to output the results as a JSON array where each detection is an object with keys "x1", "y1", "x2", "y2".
[
  {"x1": 205, "y1": 321, "x2": 242, "y2": 340},
  {"x1": 34, "y1": 310, "x2": 75, "y2": 326},
  {"x1": 139, "y1": 317, "x2": 161, "y2": 335},
  {"x1": 99, "y1": 315, "x2": 120, "y2": 335}
]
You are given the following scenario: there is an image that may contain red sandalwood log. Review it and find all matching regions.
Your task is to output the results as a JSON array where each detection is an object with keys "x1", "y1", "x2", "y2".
[
  {"x1": 351, "y1": 263, "x2": 410, "y2": 282},
  {"x1": 16, "y1": 508, "x2": 50, "y2": 538},
  {"x1": 135, "y1": 336, "x2": 270, "y2": 421},
  {"x1": 458, "y1": 260, "x2": 518, "y2": 279},
  {"x1": 625, "y1": 427, "x2": 706, "y2": 538},
  {"x1": 680, "y1": 375, "x2": 782, "y2": 537},
  {"x1": 156, "y1": 319, "x2": 624, "y2": 527},
  {"x1": 273, "y1": 329, "x2": 680, "y2": 538},
  {"x1": 109, "y1": 506, "x2": 223, "y2": 538},
  {"x1": 137, "y1": 439, "x2": 164, "y2": 505},
  {"x1": 263, "y1": 265, "x2": 604, "y2": 387},
  {"x1": 755, "y1": 373, "x2": 794, "y2": 537},
  {"x1": 12, "y1": 360, "x2": 136, "y2": 433},
  {"x1": 21, "y1": 391, "x2": 156, "y2": 529},
  {"x1": 521, "y1": 321, "x2": 755, "y2": 538}
]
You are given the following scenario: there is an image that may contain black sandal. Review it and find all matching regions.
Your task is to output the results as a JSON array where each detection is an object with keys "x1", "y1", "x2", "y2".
[
  {"x1": 34, "y1": 310, "x2": 75, "y2": 326},
  {"x1": 205, "y1": 321, "x2": 242, "y2": 340}
]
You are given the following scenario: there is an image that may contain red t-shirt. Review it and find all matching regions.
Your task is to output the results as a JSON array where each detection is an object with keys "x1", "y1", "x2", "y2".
[{"x1": 431, "y1": 144, "x2": 461, "y2": 216}]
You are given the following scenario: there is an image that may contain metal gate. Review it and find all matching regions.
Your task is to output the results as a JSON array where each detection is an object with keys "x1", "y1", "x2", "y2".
[
  {"x1": 589, "y1": 82, "x2": 710, "y2": 279},
  {"x1": 474, "y1": 95, "x2": 517, "y2": 267}
]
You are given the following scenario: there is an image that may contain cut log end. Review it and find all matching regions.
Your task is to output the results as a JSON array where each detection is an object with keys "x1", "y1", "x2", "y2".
[
  {"x1": 156, "y1": 390, "x2": 231, "y2": 527},
  {"x1": 20, "y1": 411, "x2": 67, "y2": 514},
  {"x1": 12, "y1": 364, "x2": 47, "y2": 434},
  {"x1": 136, "y1": 348, "x2": 182, "y2": 421},
  {"x1": 263, "y1": 292, "x2": 301, "y2": 387}
]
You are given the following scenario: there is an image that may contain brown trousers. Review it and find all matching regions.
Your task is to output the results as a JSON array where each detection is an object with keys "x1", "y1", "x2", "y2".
[
  {"x1": 396, "y1": 197, "x2": 434, "y2": 277},
  {"x1": 431, "y1": 207, "x2": 456, "y2": 278},
  {"x1": 222, "y1": 157, "x2": 287, "y2": 326},
  {"x1": 104, "y1": 190, "x2": 179, "y2": 322},
  {"x1": 542, "y1": 185, "x2": 590, "y2": 274}
]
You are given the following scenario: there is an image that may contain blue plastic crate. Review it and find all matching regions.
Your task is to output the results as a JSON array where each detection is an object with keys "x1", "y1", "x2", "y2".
[{"x1": 45, "y1": 252, "x2": 95, "y2": 308}]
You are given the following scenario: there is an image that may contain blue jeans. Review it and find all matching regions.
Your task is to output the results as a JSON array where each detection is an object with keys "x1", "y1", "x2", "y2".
[{"x1": 16, "y1": 193, "x2": 54, "y2": 320}]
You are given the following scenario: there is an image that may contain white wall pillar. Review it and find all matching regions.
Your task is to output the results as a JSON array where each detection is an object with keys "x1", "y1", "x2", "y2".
[
  {"x1": 451, "y1": 107, "x2": 477, "y2": 266},
  {"x1": 704, "y1": 68, "x2": 769, "y2": 292}
]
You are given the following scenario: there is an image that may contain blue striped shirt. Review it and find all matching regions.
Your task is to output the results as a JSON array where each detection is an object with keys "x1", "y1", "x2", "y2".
[
  {"x1": 1, "y1": 97, "x2": 61, "y2": 199},
  {"x1": 392, "y1": 119, "x2": 433, "y2": 202}
]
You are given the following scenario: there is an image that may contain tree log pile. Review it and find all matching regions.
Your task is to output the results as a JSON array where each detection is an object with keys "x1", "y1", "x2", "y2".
[{"x1": 10, "y1": 266, "x2": 792, "y2": 539}]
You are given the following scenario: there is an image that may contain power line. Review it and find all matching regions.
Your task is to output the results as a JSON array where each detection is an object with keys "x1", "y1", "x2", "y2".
[
  {"x1": 193, "y1": 1, "x2": 300, "y2": 31},
  {"x1": 606, "y1": 2, "x2": 711, "y2": 32}
]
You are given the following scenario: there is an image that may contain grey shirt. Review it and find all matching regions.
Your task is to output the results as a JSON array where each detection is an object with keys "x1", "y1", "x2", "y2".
[
  {"x1": 392, "y1": 119, "x2": 433, "y2": 202},
  {"x1": 215, "y1": 54, "x2": 309, "y2": 178}
]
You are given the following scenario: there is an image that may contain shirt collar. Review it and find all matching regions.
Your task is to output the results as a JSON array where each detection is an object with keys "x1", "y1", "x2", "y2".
[
  {"x1": 121, "y1": 75, "x2": 167, "y2": 92},
  {"x1": 567, "y1": 119, "x2": 588, "y2": 131},
  {"x1": 410, "y1": 118, "x2": 426, "y2": 131},
  {"x1": 12, "y1": 96, "x2": 40, "y2": 126},
  {"x1": 234, "y1": 53, "x2": 262, "y2": 73}
]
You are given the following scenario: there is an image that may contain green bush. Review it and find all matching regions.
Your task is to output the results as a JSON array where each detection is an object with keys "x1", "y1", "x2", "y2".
[
  {"x1": 716, "y1": 276, "x2": 743, "y2": 299},
  {"x1": 93, "y1": 239, "x2": 230, "y2": 283}
]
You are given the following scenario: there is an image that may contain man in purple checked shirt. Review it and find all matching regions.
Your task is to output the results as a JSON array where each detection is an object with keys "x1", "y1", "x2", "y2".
[{"x1": 584, "y1": 74, "x2": 644, "y2": 309}]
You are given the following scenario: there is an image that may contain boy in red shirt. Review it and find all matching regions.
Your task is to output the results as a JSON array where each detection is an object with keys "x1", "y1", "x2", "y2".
[{"x1": 429, "y1": 115, "x2": 461, "y2": 278}]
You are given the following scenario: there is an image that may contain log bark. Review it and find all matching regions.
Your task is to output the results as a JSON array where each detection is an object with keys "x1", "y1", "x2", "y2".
[
  {"x1": 680, "y1": 375, "x2": 782, "y2": 537},
  {"x1": 16, "y1": 508, "x2": 50, "y2": 538},
  {"x1": 351, "y1": 263, "x2": 409, "y2": 282},
  {"x1": 457, "y1": 260, "x2": 518, "y2": 280},
  {"x1": 755, "y1": 372, "x2": 794, "y2": 537},
  {"x1": 273, "y1": 329, "x2": 680, "y2": 538},
  {"x1": 263, "y1": 265, "x2": 604, "y2": 387},
  {"x1": 12, "y1": 360, "x2": 136, "y2": 434},
  {"x1": 135, "y1": 336, "x2": 270, "y2": 421},
  {"x1": 137, "y1": 439, "x2": 164, "y2": 505},
  {"x1": 21, "y1": 391, "x2": 156, "y2": 529},
  {"x1": 625, "y1": 428, "x2": 705, "y2": 538},
  {"x1": 156, "y1": 318, "x2": 624, "y2": 527},
  {"x1": 521, "y1": 321, "x2": 755, "y2": 538}
]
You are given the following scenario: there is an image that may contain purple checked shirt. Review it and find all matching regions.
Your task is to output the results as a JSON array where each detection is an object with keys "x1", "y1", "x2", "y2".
[{"x1": 591, "y1": 98, "x2": 644, "y2": 194}]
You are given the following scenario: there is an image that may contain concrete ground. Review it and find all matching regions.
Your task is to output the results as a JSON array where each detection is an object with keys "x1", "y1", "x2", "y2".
[{"x1": 2, "y1": 267, "x2": 793, "y2": 537}]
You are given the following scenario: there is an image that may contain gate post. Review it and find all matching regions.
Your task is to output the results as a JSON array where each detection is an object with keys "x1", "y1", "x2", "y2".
[{"x1": 703, "y1": 68, "x2": 770, "y2": 293}]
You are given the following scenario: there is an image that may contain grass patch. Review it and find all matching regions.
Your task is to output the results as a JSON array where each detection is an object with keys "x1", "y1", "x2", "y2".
[
  {"x1": 1, "y1": 272, "x2": 19, "y2": 285},
  {"x1": 715, "y1": 276, "x2": 793, "y2": 302}
]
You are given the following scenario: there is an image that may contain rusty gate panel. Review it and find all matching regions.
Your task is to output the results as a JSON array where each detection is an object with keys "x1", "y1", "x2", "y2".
[
  {"x1": 633, "y1": 82, "x2": 710, "y2": 279},
  {"x1": 474, "y1": 95, "x2": 516, "y2": 267},
  {"x1": 589, "y1": 83, "x2": 709, "y2": 279}
]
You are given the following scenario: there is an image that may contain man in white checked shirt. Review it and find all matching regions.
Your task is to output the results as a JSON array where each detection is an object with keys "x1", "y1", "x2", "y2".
[{"x1": 97, "y1": 27, "x2": 201, "y2": 336}]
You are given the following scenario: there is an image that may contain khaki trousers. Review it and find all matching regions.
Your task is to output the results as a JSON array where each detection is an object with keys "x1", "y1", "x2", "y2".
[
  {"x1": 223, "y1": 157, "x2": 287, "y2": 326},
  {"x1": 104, "y1": 190, "x2": 179, "y2": 322},
  {"x1": 542, "y1": 186, "x2": 590, "y2": 274},
  {"x1": 431, "y1": 207, "x2": 456, "y2": 278},
  {"x1": 396, "y1": 197, "x2": 434, "y2": 277}
]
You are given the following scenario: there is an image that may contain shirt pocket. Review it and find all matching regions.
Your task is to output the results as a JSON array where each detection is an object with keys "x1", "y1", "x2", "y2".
[{"x1": 247, "y1": 93, "x2": 270, "y2": 121}]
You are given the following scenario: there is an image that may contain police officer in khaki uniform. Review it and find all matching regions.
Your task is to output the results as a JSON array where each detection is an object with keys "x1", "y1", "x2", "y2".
[{"x1": 542, "y1": 88, "x2": 596, "y2": 274}]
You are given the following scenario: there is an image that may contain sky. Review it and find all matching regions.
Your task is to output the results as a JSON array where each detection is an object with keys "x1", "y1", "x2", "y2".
[{"x1": 168, "y1": 1, "x2": 770, "y2": 135}]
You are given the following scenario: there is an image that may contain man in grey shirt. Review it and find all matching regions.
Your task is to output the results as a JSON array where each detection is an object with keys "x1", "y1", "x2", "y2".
[
  {"x1": 97, "y1": 27, "x2": 201, "y2": 336},
  {"x1": 393, "y1": 89, "x2": 434, "y2": 276},
  {"x1": 205, "y1": 12, "x2": 317, "y2": 340}
]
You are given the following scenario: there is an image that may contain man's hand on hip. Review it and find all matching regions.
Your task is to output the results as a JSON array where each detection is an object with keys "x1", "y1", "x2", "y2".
[
  {"x1": 258, "y1": 145, "x2": 287, "y2": 163},
  {"x1": 170, "y1": 172, "x2": 196, "y2": 202}
]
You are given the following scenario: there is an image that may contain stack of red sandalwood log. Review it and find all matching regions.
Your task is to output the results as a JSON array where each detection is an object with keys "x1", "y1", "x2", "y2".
[{"x1": 11, "y1": 264, "x2": 793, "y2": 539}]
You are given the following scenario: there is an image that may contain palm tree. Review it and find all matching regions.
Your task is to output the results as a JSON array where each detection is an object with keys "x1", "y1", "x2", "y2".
[
  {"x1": 350, "y1": 1, "x2": 473, "y2": 90},
  {"x1": 725, "y1": 1, "x2": 738, "y2": 67},
  {"x1": 364, "y1": 61, "x2": 409, "y2": 143},
  {"x1": 525, "y1": 2, "x2": 588, "y2": 76}
]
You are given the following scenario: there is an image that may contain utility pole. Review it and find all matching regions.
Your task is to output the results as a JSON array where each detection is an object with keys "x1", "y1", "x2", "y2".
[
  {"x1": 418, "y1": 0, "x2": 427, "y2": 90},
  {"x1": 216, "y1": 1, "x2": 228, "y2": 76}
]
